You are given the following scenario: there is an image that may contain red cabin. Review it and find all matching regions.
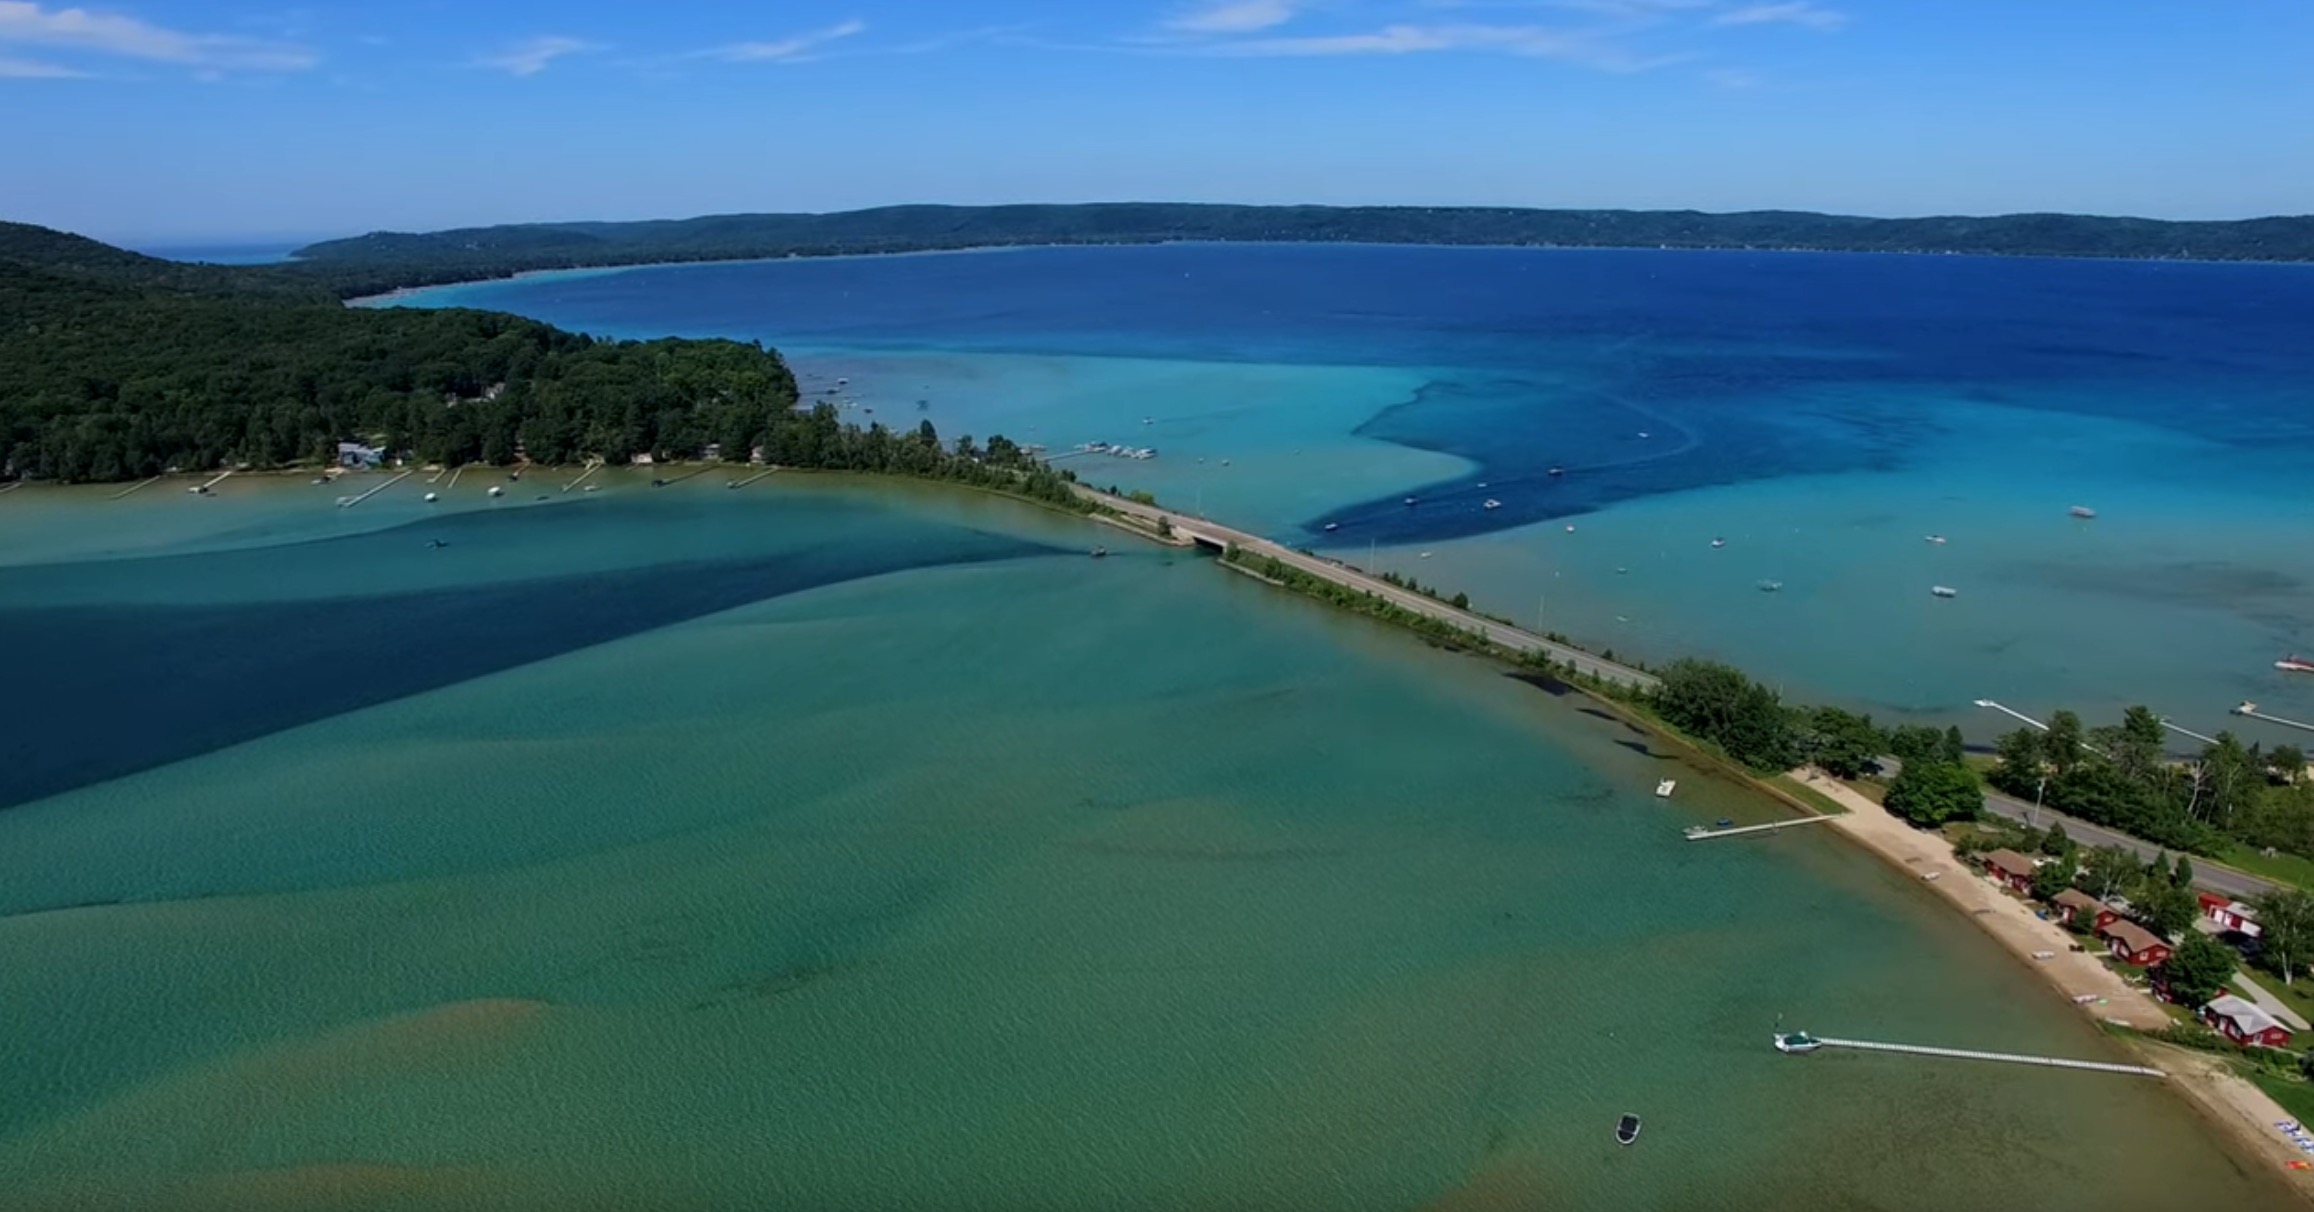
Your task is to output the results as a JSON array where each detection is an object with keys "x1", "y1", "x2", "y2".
[
  {"x1": 1980, "y1": 848, "x2": 2038, "y2": 894},
  {"x1": 2097, "y1": 918, "x2": 2173, "y2": 967},
  {"x1": 2051, "y1": 888, "x2": 2110, "y2": 927},
  {"x1": 2204, "y1": 995, "x2": 2296, "y2": 1049}
]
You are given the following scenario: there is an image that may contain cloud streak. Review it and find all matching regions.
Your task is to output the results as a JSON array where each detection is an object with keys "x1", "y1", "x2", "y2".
[
  {"x1": 708, "y1": 19, "x2": 867, "y2": 64},
  {"x1": 476, "y1": 35, "x2": 597, "y2": 77},
  {"x1": 1714, "y1": 2, "x2": 1845, "y2": 30},
  {"x1": 0, "y1": 1, "x2": 315, "y2": 71},
  {"x1": 0, "y1": 52, "x2": 80, "y2": 76},
  {"x1": 1167, "y1": 0, "x2": 1305, "y2": 34},
  {"x1": 1198, "y1": 21, "x2": 1681, "y2": 70}
]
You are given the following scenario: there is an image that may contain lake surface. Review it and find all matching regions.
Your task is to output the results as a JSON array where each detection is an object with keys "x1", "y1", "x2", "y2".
[
  {"x1": 400, "y1": 244, "x2": 2314, "y2": 737},
  {"x1": 0, "y1": 474, "x2": 2293, "y2": 1209}
]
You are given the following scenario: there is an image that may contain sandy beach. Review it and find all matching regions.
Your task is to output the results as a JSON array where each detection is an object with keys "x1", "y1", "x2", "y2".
[{"x1": 1797, "y1": 770, "x2": 2314, "y2": 1194}]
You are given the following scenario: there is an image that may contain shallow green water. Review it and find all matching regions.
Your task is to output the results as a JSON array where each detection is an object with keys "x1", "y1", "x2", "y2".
[{"x1": 0, "y1": 477, "x2": 2291, "y2": 1210}]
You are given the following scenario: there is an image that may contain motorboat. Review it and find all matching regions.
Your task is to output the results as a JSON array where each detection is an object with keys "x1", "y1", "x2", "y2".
[
  {"x1": 2278, "y1": 656, "x2": 2314, "y2": 675},
  {"x1": 1404, "y1": 497, "x2": 1418, "y2": 507},
  {"x1": 1932, "y1": 585, "x2": 1958, "y2": 598},
  {"x1": 1616, "y1": 1114, "x2": 1642, "y2": 1146},
  {"x1": 1709, "y1": 537, "x2": 1726, "y2": 549},
  {"x1": 1774, "y1": 1031, "x2": 1823, "y2": 1055},
  {"x1": 1483, "y1": 499, "x2": 1502, "y2": 510},
  {"x1": 1090, "y1": 547, "x2": 1108, "y2": 559},
  {"x1": 1548, "y1": 466, "x2": 1565, "y2": 477},
  {"x1": 1925, "y1": 534, "x2": 1947, "y2": 544},
  {"x1": 1655, "y1": 779, "x2": 1677, "y2": 798},
  {"x1": 2070, "y1": 505, "x2": 2097, "y2": 519},
  {"x1": 1323, "y1": 522, "x2": 1340, "y2": 532},
  {"x1": 1757, "y1": 580, "x2": 1783, "y2": 592}
]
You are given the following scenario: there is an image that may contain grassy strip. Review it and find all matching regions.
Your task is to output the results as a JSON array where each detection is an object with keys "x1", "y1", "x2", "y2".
[{"x1": 1777, "y1": 775, "x2": 1852, "y2": 819}]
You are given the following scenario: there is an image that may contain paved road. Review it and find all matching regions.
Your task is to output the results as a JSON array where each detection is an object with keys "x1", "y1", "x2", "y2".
[
  {"x1": 1978, "y1": 789, "x2": 2273, "y2": 900},
  {"x1": 1085, "y1": 489, "x2": 1660, "y2": 691}
]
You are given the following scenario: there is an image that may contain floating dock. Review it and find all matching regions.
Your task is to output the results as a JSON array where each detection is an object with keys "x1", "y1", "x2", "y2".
[
  {"x1": 1811, "y1": 1035, "x2": 2164, "y2": 1078},
  {"x1": 1684, "y1": 816, "x2": 1837, "y2": 841}
]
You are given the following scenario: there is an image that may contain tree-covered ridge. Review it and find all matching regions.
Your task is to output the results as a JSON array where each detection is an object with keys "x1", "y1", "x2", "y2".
[
  {"x1": 0, "y1": 225, "x2": 814, "y2": 482},
  {"x1": 288, "y1": 202, "x2": 2314, "y2": 295}
]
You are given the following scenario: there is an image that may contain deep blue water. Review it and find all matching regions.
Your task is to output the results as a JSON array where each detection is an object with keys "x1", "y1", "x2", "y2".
[
  {"x1": 0, "y1": 494, "x2": 1052, "y2": 813},
  {"x1": 413, "y1": 244, "x2": 2314, "y2": 546}
]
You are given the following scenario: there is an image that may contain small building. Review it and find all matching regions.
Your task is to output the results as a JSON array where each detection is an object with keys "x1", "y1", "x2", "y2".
[
  {"x1": 1980, "y1": 849, "x2": 2038, "y2": 894},
  {"x1": 2198, "y1": 892, "x2": 2263, "y2": 938},
  {"x1": 2204, "y1": 994, "x2": 2296, "y2": 1049},
  {"x1": 2051, "y1": 888, "x2": 2112, "y2": 928},
  {"x1": 2098, "y1": 918, "x2": 2174, "y2": 967},
  {"x1": 336, "y1": 442, "x2": 382, "y2": 469}
]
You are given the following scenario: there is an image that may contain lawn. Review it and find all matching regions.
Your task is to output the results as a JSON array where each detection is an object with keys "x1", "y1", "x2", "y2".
[
  {"x1": 2215, "y1": 843, "x2": 2314, "y2": 894},
  {"x1": 2251, "y1": 1073, "x2": 2314, "y2": 1126}
]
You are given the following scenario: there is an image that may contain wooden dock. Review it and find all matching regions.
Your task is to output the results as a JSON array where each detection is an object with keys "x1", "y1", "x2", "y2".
[
  {"x1": 337, "y1": 469, "x2": 412, "y2": 507},
  {"x1": 728, "y1": 468, "x2": 777, "y2": 489},
  {"x1": 1684, "y1": 816, "x2": 1837, "y2": 841},
  {"x1": 1811, "y1": 1035, "x2": 2164, "y2": 1078}
]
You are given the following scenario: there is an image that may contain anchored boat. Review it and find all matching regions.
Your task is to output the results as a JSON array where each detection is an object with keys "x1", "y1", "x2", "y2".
[
  {"x1": 2279, "y1": 655, "x2": 2314, "y2": 675},
  {"x1": 1774, "y1": 1031, "x2": 1824, "y2": 1055},
  {"x1": 1615, "y1": 1114, "x2": 1642, "y2": 1146}
]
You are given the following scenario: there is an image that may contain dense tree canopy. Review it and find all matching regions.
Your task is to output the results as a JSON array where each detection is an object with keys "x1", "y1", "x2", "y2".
[
  {"x1": 1886, "y1": 760, "x2": 1983, "y2": 827},
  {"x1": 2160, "y1": 933, "x2": 2238, "y2": 1007},
  {"x1": 280, "y1": 203, "x2": 2314, "y2": 297},
  {"x1": 1650, "y1": 659, "x2": 1798, "y2": 773}
]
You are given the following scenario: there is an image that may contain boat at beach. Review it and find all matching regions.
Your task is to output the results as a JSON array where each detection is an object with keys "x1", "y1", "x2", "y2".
[
  {"x1": 1932, "y1": 585, "x2": 1958, "y2": 598},
  {"x1": 1615, "y1": 1114, "x2": 1642, "y2": 1146},
  {"x1": 2070, "y1": 505, "x2": 2097, "y2": 519},
  {"x1": 1774, "y1": 1031, "x2": 1823, "y2": 1055},
  {"x1": 2280, "y1": 656, "x2": 2314, "y2": 675}
]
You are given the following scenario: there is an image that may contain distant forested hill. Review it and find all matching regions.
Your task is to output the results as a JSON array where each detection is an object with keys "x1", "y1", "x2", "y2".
[
  {"x1": 0, "y1": 222, "x2": 799, "y2": 482},
  {"x1": 290, "y1": 203, "x2": 2314, "y2": 294}
]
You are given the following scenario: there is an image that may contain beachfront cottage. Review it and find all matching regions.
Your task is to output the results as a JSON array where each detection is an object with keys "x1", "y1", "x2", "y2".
[
  {"x1": 337, "y1": 442, "x2": 382, "y2": 469},
  {"x1": 2199, "y1": 892, "x2": 2263, "y2": 938},
  {"x1": 1981, "y1": 849, "x2": 2039, "y2": 894},
  {"x1": 2051, "y1": 888, "x2": 2112, "y2": 927},
  {"x1": 2204, "y1": 994, "x2": 2297, "y2": 1048},
  {"x1": 2098, "y1": 918, "x2": 2174, "y2": 967}
]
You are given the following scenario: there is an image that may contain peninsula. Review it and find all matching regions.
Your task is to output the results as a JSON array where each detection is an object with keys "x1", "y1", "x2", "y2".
[{"x1": 286, "y1": 204, "x2": 2314, "y2": 297}]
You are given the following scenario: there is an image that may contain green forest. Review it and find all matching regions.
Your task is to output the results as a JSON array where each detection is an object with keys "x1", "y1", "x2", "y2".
[
  {"x1": 287, "y1": 203, "x2": 2314, "y2": 296},
  {"x1": 0, "y1": 221, "x2": 1058, "y2": 500}
]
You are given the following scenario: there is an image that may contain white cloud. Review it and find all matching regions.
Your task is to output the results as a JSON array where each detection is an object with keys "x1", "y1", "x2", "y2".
[
  {"x1": 1714, "y1": 2, "x2": 1845, "y2": 30},
  {"x1": 0, "y1": 52, "x2": 80, "y2": 76},
  {"x1": 1167, "y1": 0, "x2": 1304, "y2": 34},
  {"x1": 0, "y1": 1, "x2": 315, "y2": 71},
  {"x1": 710, "y1": 19, "x2": 867, "y2": 63},
  {"x1": 476, "y1": 35, "x2": 597, "y2": 77}
]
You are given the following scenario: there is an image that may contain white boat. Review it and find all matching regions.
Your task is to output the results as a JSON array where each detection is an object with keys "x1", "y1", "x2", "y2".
[
  {"x1": 1925, "y1": 534, "x2": 1947, "y2": 544},
  {"x1": 1323, "y1": 522, "x2": 1340, "y2": 532},
  {"x1": 1773, "y1": 1031, "x2": 1823, "y2": 1055},
  {"x1": 2278, "y1": 655, "x2": 2314, "y2": 675},
  {"x1": 2070, "y1": 505, "x2": 2097, "y2": 519},
  {"x1": 1655, "y1": 778, "x2": 1677, "y2": 798},
  {"x1": 1709, "y1": 537, "x2": 1726, "y2": 549},
  {"x1": 1757, "y1": 580, "x2": 1783, "y2": 592},
  {"x1": 423, "y1": 492, "x2": 439, "y2": 503},
  {"x1": 1483, "y1": 498, "x2": 1502, "y2": 510},
  {"x1": 1616, "y1": 1114, "x2": 1642, "y2": 1146},
  {"x1": 488, "y1": 485, "x2": 505, "y2": 498},
  {"x1": 1932, "y1": 585, "x2": 1958, "y2": 598}
]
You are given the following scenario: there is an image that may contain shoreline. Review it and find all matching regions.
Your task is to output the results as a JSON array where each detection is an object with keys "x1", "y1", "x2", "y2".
[
  {"x1": 1797, "y1": 771, "x2": 2314, "y2": 1195},
  {"x1": 336, "y1": 236, "x2": 2314, "y2": 308}
]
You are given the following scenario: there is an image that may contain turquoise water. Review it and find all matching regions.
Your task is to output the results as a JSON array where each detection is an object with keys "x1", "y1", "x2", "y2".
[
  {"x1": 0, "y1": 476, "x2": 2292, "y2": 1208},
  {"x1": 397, "y1": 245, "x2": 2314, "y2": 736}
]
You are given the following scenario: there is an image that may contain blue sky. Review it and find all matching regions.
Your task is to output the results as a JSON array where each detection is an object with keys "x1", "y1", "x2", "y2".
[{"x1": 2, "y1": 0, "x2": 2309, "y2": 242}]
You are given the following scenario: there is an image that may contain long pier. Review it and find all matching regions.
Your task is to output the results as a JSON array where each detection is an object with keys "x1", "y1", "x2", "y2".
[
  {"x1": 2236, "y1": 703, "x2": 2314, "y2": 736},
  {"x1": 1811, "y1": 1035, "x2": 2165, "y2": 1078},
  {"x1": 109, "y1": 474, "x2": 163, "y2": 500},
  {"x1": 1684, "y1": 815, "x2": 1837, "y2": 841},
  {"x1": 728, "y1": 468, "x2": 778, "y2": 489}
]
